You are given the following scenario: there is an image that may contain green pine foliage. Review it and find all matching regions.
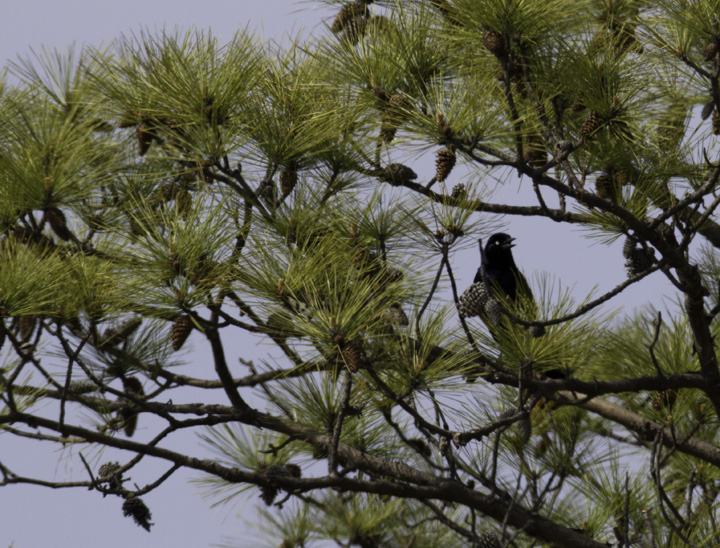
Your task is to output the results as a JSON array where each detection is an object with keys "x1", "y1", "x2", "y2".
[{"x1": 5, "y1": 2, "x2": 720, "y2": 546}]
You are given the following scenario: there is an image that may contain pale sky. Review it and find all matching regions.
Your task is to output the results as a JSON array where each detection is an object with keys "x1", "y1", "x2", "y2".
[{"x1": 0, "y1": 2, "x2": 679, "y2": 548}]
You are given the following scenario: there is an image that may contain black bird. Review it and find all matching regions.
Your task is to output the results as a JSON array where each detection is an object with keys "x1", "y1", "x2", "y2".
[
  {"x1": 475, "y1": 233, "x2": 533, "y2": 305},
  {"x1": 458, "y1": 233, "x2": 534, "y2": 323},
  {"x1": 459, "y1": 233, "x2": 561, "y2": 382}
]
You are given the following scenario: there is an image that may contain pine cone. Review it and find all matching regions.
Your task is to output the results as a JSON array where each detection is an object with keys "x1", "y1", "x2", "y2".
[
  {"x1": 383, "y1": 163, "x2": 417, "y2": 185},
  {"x1": 625, "y1": 246, "x2": 656, "y2": 276},
  {"x1": 483, "y1": 30, "x2": 506, "y2": 57},
  {"x1": 571, "y1": 99, "x2": 586, "y2": 112},
  {"x1": 380, "y1": 118, "x2": 397, "y2": 142},
  {"x1": 701, "y1": 100, "x2": 715, "y2": 121},
  {"x1": 136, "y1": 122, "x2": 154, "y2": 156},
  {"x1": 518, "y1": 414, "x2": 532, "y2": 443},
  {"x1": 435, "y1": 148, "x2": 456, "y2": 182},
  {"x1": 122, "y1": 497, "x2": 153, "y2": 531},
  {"x1": 458, "y1": 282, "x2": 490, "y2": 319},
  {"x1": 713, "y1": 110, "x2": 720, "y2": 135},
  {"x1": 613, "y1": 25, "x2": 640, "y2": 53},
  {"x1": 381, "y1": 93, "x2": 412, "y2": 142},
  {"x1": 527, "y1": 324, "x2": 546, "y2": 338},
  {"x1": 267, "y1": 464, "x2": 302, "y2": 479},
  {"x1": 118, "y1": 377, "x2": 144, "y2": 438},
  {"x1": 407, "y1": 438, "x2": 431, "y2": 457},
  {"x1": 98, "y1": 462, "x2": 123, "y2": 489},
  {"x1": 389, "y1": 92, "x2": 411, "y2": 112},
  {"x1": 330, "y1": 2, "x2": 366, "y2": 33},
  {"x1": 595, "y1": 173, "x2": 618, "y2": 203},
  {"x1": 18, "y1": 315, "x2": 36, "y2": 342},
  {"x1": 280, "y1": 168, "x2": 298, "y2": 197},
  {"x1": 652, "y1": 389, "x2": 677, "y2": 411},
  {"x1": 451, "y1": 183, "x2": 467, "y2": 200},
  {"x1": 69, "y1": 380, "x2": 97, "y2": 394},
  {"x1": 283, "y1": 463, "x2": 302, "y2": 478},
  {"x1": 122, "y1": 376, "x2": 144, "y2": 396},
  {"x1": 580, "y1": 111, "x2": 604, "y2": 138},
  {"x1": 342, "y1": 339, "x2": 367, "y2": 373},
  {"x1": 260, "y1": 485, "x2": 279, "y2": 506},
  {"x1": 478, "y1": 532, "x2": 502, "y2": 548},
  {"x1": 622, "y1": 236, "x2": 637, "y2": 260},
  {"x1": 171, "y1": 314, "x2": 193, "y2": 351},
  {"x1": 704, "y1": 39, "x2": 720, "y2": 61},
  {"x1": 381, "y1": 303, "x2": 409, "y2": 328},
  {"x1": 45, "y1": 208, "x2": 72, "y2": 241}
]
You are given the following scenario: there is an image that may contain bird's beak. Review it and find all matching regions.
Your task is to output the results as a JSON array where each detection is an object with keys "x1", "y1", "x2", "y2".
[{"x1": 503, "y1": 238, "x2": 516, "y2": 249}]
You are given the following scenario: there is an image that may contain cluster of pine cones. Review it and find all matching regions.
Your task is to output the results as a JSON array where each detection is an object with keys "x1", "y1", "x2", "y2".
[{"x1": 623, "y1": 236, "x2": 656, "y2": 276}]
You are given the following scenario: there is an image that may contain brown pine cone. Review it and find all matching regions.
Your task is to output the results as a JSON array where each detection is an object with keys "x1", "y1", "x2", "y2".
[
  {"x1": 435, "y1": 148, "x2": 456, "y2": 182},
  {"x1": 342, "y1": 339, "x2": 367, "y2": 373},
  {"x1": 98, "y1": 462, "x2": 123, "y2": 489},
  {"x1": 330, "y1": 2, "x2": 366, "y2": 34},
  {"x1": 382, "y1": 163, "x2": 417, "y2": 185},
  {"x1": 136, "y1": 122, "x2": 154, "y2": 156},
  {"x1": 280, "y1": 168, "x2": 298, "y2": 197},
  {"x1": 625, "y1": 246, "x2": 656, "y2": 276},
  {"x1": 704, "y1": 39, "x2": 720, "y2": 61},
  {"x1": 580, "y1": 111, "x2": 604, "y2": 138},
  {"x1": 483, "y1": 30, "x2": 506, "y2": 57},
  {"x1": 122, "y1": 497, "x2": 153, "y2": 531},
  {"x1": 595, "y1": 174, "x2": 618, "y2": 202},
  {"x1": 451, "y1": 183, "x2": 467, "y2": 200},
  {"x1": 571, "y1": 99, "x2": 586, "y2": 112},
  {"x1": 171, "y1": 314, "x2": 193, "y2": 351}
]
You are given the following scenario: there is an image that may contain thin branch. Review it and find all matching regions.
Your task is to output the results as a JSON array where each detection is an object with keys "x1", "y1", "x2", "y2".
[
  {"x1": 328, "y1": 372, "x2": 353, "y2": 477},
  {"x1": 419, "y1": 498, "x2": 480, "y2": 544},
  {"x1": 646, "y1": 311, "x2": 664, "y2": 376},
  {"x1": 415, "y1": 257, "x2": 444, "y2": 337}
]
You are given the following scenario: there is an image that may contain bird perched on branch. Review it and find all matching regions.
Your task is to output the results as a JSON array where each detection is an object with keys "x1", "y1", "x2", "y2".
[
  {"x1": 459, "y1": 233, "x2": 561, "y2": 384},
  {"x1": 459, "y1": 233, "x2": 536, "y2": 328},
  {"x1": 477, "y1": 233, "x2": 533, "y2": 304}
]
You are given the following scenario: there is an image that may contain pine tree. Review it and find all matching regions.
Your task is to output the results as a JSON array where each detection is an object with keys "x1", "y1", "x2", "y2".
[{"x1": 5, "y1": 4, "x2": 720, "y2": 548}]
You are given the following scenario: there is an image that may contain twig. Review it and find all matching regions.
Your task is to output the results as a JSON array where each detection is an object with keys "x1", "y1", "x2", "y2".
[
  {"x1": 328, "y1": 372, "x2": 353, "y2": 476},
  {"x1": 419, "y1": 499, "x2": 481, "y2": 544},
  {"x1": 650, "y1": 433, "x2": 698, "y2": 548},
  {"x1": 415, "y1": 258, "x2": 444, "y2": 337},
  {"x1": 646, "y1": 311, "x2": 664, "y2": 376},
  {"x1": 502, "y1": 260, "x2": 665, "y2": 329},
  {"x1": 623, "y1": 472, "x2": 631, "y2": 548},
  {"x1": 364, "y1": 364, "x2": 453, "y2": 439},
  {"x1": 58, "y1": 328, "x2": 91, "y2": 435},
  {"x1": 441, "y1": 251, "x2": 486, "y2": 362}
]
